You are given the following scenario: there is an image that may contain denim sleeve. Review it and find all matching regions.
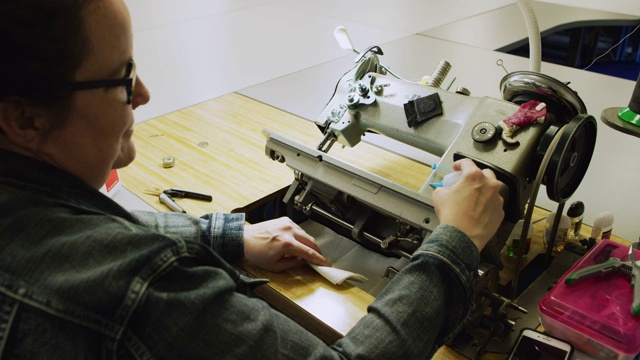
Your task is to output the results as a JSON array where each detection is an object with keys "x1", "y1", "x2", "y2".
[
  {"x1": 331, "y1": 224, "x2": 480, "y2": 359},
  {"x1": 131, "y1": 224, "x2": 479, "y2": 360},
  {"x1": 130, "y1": 210, "x2": 245, "y2": 262}
]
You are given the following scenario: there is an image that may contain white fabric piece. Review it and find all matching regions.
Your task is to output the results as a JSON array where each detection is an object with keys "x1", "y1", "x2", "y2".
[
  {"x1": 308, "y1": 263, "x2": 368, "y2": 285},
  {"x1": 300, "y1": 219, "x2": 408, "y2": 295}
]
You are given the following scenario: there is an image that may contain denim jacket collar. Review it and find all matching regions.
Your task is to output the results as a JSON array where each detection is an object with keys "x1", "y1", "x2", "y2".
[{"x1": 0, "y1": 148, "x2": 136, "y2": 223}]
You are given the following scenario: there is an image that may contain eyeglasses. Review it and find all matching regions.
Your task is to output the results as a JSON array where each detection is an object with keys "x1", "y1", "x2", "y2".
[{"x1": 62, "y1": 59, "x2": 137, "y2": 104}]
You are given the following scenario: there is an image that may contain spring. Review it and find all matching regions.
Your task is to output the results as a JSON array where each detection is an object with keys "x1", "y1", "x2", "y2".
[{"x1": 427, "y1": 60, "x2": 451, "y2": 88}]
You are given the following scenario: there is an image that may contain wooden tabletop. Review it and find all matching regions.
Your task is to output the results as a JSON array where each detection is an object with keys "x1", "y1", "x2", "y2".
[
  {"x1": 120, "y1": 92, "x2": 626, "y2": 359},
  {"x1": 120, "y1": 92, "x2": 434, "y2": 342},
  {"x1": 122, "y1": 93, "x2": 431, "y2": 214}
]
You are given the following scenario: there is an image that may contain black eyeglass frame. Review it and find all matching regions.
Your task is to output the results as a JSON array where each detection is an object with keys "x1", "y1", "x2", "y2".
[{"x1": 61, "y1": 59, "x2": 136, "y2": 104}]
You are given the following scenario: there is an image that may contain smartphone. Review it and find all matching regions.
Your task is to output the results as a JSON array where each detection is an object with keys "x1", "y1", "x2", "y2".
[{"x1": 507, "y1": 328, "x2": 573, "y2": 360}]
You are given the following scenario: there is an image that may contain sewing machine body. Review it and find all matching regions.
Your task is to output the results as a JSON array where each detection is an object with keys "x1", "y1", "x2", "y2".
[
  {"x1": 266, "y1": 54, "x2": 556, "y2": 267},
  {"x1": 263, "y1": 42, "x2": 595, "y2": 357}
]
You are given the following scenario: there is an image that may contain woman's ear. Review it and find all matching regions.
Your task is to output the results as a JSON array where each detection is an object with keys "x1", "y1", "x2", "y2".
[{"x1": 0, "y1": 98, "x2": 47, "y2": 151}]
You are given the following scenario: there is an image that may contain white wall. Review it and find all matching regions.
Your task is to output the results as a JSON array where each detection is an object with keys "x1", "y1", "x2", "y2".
[{"x1": 123, "y1": 0, "x2": 514, "y2": 123}]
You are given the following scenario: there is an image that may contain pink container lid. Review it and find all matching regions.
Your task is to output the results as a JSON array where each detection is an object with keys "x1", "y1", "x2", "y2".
[{"x1": 539, "y1": 240, "x2": 640, "y2": 355}]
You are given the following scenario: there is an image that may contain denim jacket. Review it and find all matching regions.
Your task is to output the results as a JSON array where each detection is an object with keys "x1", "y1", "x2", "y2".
[{"x1": 0, "y1": 149, "x2": 480, "y2": 359}]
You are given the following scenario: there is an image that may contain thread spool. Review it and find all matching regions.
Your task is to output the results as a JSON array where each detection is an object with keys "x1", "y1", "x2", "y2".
[
  {"x1": 566, "y1": 201, "x2": 584, "y2": 240},
  {"x1": 507, "y1": 219, "x2": 533, "y2": 258},
  {"x1": 544, "y1": 212, "x2": 570, "y2": 253},
  {"x1": 591, "y1": 211, "x2": 614, "y2": 242}
]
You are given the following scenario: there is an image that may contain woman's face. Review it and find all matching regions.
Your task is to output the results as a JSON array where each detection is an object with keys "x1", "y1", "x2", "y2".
[{"x1": 38, "y1": 0, "x2": 150, "y2": 189}]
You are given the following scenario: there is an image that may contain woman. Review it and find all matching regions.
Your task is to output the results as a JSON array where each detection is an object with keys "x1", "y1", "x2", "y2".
[{"x1": 0, "y1": 0, "x2": 504, "y2": 358}]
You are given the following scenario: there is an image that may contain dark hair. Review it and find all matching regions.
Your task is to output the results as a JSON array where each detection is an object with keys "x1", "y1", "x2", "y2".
[{"x1": 0, "y1": 0, "x2": 96, "y2": 129}]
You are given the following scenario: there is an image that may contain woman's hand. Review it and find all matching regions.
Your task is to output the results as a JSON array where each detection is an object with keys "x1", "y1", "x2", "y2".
[
  {"x1": 432, "y1": 158, "x2": 505, "y2": 251},
  {"x1": 243, "y1": 217, "x2": 331, "y2": 272}
]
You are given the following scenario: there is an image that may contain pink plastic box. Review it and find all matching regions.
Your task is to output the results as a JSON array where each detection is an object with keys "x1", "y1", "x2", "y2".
[{"x1": 539, "y1": 240, "x2": 640, "y2": 359}]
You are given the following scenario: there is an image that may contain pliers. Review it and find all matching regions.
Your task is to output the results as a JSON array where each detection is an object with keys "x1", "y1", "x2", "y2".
[
  {"x1": 565, "y1": 243, "x2": 640, "y2": 317},
  {"x1": 158, "y1": 188, "x2": 213, "y2": 213}
]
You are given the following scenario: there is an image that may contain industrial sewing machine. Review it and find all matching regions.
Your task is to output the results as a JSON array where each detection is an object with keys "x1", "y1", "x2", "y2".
[{"x1": 262, "y1": 28, "x2": 597, "y2": 358}]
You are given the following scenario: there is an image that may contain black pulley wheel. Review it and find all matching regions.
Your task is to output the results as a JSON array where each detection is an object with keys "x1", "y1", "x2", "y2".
[{"x1": 542, "y1": 114, "x2": 597, "y2": 202}]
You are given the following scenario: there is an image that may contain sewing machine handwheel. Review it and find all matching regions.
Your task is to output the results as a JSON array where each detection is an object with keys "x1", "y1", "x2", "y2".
[
  {"x1": 501, "y1": 71, "x2": 587, "y2": 122},
  {"x1": 541, "y1": 114, "x2": 597, "y2": 202}
]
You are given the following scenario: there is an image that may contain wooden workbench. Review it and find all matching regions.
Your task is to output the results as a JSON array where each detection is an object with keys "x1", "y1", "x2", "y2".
[
  {"x1": 120, "y1": 91, "x2": 427, "y2": 335},
  {"x1": 120, "y1": 93, "x2": 626, "y2": 359}
]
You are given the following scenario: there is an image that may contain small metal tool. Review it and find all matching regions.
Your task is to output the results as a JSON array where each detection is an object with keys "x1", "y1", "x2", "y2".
[
  {"x1": 162, "y1": 156, "x2": 176, "y2": 168},
  {"x1": 628, "y1": 243, "x2": 640, "y2": 317},
  {"x1": 162, "y1": 188, "x2": 213, "y2": 202},
  {"x1": 145, "y1": 187, "x2": 213, "y2": 213}
]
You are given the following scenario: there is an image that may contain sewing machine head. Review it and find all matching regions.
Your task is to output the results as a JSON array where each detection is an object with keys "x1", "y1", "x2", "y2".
[{"x1": 265, "y1": 37, "x2": 597, "y2": 268}]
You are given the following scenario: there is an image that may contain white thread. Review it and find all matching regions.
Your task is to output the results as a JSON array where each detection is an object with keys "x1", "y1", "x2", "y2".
[{"x1": 582, "y1": 24, "x2": 640, "y2": 71}]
